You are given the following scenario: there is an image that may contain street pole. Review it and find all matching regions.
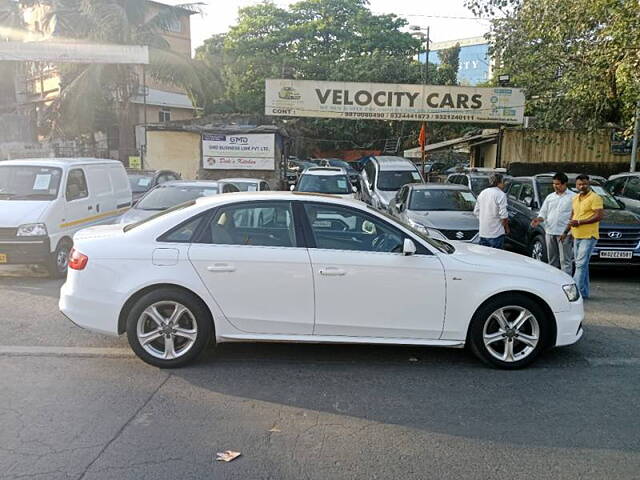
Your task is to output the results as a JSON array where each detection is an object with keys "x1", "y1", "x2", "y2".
[
  {"x1": 421, "y1": 27, "x2": 430, "y2": 180},
  {"x1": 631, "y1": 100, "x2": 640, "y2": 173},
  {"x1": 142, "y1": 65, "x2": 148, "y2": 170}
]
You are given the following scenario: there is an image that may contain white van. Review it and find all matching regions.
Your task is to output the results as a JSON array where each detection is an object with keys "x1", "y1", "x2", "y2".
[{"x1": 0, "y1": 158, "x2": 131, "y2": 277}]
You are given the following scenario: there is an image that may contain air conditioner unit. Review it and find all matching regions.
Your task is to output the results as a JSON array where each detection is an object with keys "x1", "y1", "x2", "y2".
[{"x1": 523, "y1": 116, "x2": 537, "y2": 129}]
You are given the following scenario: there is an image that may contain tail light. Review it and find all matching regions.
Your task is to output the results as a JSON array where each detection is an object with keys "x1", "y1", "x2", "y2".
[{"x1": 68, "y1": 248, "x2": 88, "y2": 270}]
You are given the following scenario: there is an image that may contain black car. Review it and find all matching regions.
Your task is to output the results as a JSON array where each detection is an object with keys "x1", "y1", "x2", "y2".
[
  {"x1": 505, "y1": 174, "x2": 640, "y2": 266},
  {"x1": 127, "y1": 169, "x2": 181, "y2": 203}
]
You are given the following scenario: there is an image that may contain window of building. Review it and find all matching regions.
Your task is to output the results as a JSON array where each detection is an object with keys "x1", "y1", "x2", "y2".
[
  {"x1": 166, "y1": 18, "x2": 182, "y2": 33},
  {"x1": 159, "y1": 107, "x2": 171, "y2": 123}
]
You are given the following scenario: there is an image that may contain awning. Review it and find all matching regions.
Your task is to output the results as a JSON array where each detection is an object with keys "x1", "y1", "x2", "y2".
[{"x1": 404, "y1": 132, "x2": 498, "y2": 158}]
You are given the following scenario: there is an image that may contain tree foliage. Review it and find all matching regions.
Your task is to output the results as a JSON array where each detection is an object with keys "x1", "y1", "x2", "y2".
[
  {"x1": 436, "y1": 43, "x2": 461, "y2": 86},
  {"x1": 466, "y1": 0, "x2": 640, "y2": 133}
]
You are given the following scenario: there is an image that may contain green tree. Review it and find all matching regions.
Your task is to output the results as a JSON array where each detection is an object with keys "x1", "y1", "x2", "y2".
[
  {"x1": 465, "y1": 0, "x2": 640, "y2": 132},
  {"x1": 39, "y1": 0, "x2": 203, "y2": 159},
  {"x1": 436, "y1": 43, "x2": 461, "y2": 86}
]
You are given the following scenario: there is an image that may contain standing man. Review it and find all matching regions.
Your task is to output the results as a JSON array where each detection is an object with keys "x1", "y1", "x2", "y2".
[
  {"x1": 563, "y1": 174, "x2": 604, "y2": 299},
  {"x1": 474, "y1": 173, "x2": 510, "y2": 249},
  {"x1": 531, "y1": 173, "x2": 575, "y2": 274}
]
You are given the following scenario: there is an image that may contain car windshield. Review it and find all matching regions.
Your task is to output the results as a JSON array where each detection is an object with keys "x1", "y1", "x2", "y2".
[
  {"x1": 229, "y1": 182, "x2": 259, "y2": 192},
  {"x1": 298, "y1": 174, "x2": 351, "y2": 194},
  {"x1": 0, "y1": 166, "x2": 62, "y2": 200},
  {"x1": 409, "y1": 189, "x2": 476, "y2": 211},
  {"x1": 377, "y1": 170, "x2": 422, "y2": 191},
  {"x1": 470, "y1": 177, "x2": 491, "y2": 194},
  {"x1": 128, "y1": 174, "x2": 154, "y2": 193},
  {"x1": 136, "y1": 185, "x2": 219, "y2": 211},
  {"x1": 536, "y1": 181, "x2": 621, "y2": 210}
]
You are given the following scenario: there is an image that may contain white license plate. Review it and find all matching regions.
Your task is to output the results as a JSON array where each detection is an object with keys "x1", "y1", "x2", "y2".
[{"x1": 599, "y1": 250, "x2": 633, "y2": 259}]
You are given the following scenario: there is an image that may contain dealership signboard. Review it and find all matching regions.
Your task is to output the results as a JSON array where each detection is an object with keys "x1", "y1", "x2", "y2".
[
  {"x1": 202, "y1": 133, "x2": 275, "y2": 170},
  {"x1": 265, "y1": 79, "x2": 525, "y2": 124}
]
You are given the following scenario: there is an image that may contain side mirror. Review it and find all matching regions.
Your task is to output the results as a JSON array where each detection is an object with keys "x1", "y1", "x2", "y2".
[
  {"x1": 289, "y1": 185, "x2": 295, "y2": 191},
  {"x1": 403, "y1": 238, "x2": 417, "y2": 256},
  {"x1": 530, "y1": 199, "x2": 539, "y2": 209}
]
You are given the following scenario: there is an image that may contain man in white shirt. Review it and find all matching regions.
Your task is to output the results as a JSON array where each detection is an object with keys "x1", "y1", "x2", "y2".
[
  {"x1": 473, "y1": 173, "x2": 510, "y2": 249},
  {"x1": 531, "y1": 172, "x2": 575, "y2": 274}
]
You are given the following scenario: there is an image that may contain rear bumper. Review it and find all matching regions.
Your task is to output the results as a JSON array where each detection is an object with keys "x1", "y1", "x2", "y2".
[
  {"x1": 0, "y1": 238, "x2": 50, "y2": 264},
  {"x1": 555, "y1": 299, "x2": 584, "y2": 347}
]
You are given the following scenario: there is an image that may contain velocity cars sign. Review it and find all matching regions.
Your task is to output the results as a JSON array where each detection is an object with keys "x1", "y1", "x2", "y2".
[
  {"x1": 265, "y1": 79, "x2": 525, "y2": 124},
  {"x1": 202, "y1": 134, "x2": 275, "y2": 170}
]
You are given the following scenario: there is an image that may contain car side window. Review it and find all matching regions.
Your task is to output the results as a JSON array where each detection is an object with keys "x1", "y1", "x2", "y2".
[
  {"x1": 303, "y1": 203, "x2": 404, "y2": 253},
  {"x1": 198, "y1": 202, "x2": 296, "y2": 247},
  {"x1": 606, "y1": 177, "x2": 627, "y2": 196},
  {"x1": 624, "y1": 177, "x2": 640, "y2": 200},
  {"x1": 160, "y1": 216, "x2": 204, "y2": 243},
  {"x1": 508, "y1": 182, "x2": 522, "y2": 200},
  {"x1": 260, "y1": 182, "x2": 270, "y2": 191},
  {"x1": 66, "y1": 168, "x2": 89, "y2": 201}
]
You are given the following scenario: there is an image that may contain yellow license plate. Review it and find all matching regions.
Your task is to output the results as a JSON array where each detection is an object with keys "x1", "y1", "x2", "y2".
[{"x1": 0, "y1": 254, "x2": 6, "y2": 264}]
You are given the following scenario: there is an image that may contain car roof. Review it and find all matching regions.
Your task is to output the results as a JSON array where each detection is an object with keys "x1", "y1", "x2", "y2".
[
  {"x1": 371, "y1": 156, "x2": 418, "y2": 171},
  {"x1": 410, "y1": 183, "x2": 472, "y2": 191},
  {"x1": 1, "y1": 158, "x2": 122, "y2": 168},
  {"x1": 302, "y1": 167, "x2": 347, "y2": 175}
]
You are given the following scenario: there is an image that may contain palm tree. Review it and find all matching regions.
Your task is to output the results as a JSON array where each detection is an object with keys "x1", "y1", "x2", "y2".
[{"x1": 40, "y1": 0, "x2": 204, "y2": 160}]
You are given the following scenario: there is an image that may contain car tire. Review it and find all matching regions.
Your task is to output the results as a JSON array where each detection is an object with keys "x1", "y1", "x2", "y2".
[
  {"x1": 529, "y1": 235, "x2": 547, "y2": 262},
  {"x1": 45, "y1": 240, "x2": 72, "y2": 279},
  {"x1": 126, "y1": 287, "x2": 213, "y2": 368},
  {"x1": 468, "y1": 293, "x2": 551, "y2": 369}
]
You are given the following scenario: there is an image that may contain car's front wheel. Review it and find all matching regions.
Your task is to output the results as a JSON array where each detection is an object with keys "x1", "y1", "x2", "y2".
[
  {"x1": 468, "y1": 293, "x2": 551, "y2": 369},
  {"x1": 530, "y1": 235, "x2": 547, "y2": 262},
  {"x1": 126, "y1": 288, "x2": 213, "y2": 368}
]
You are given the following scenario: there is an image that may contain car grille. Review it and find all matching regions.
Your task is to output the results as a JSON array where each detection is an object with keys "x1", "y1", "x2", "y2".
[
  {"x1": 440, "y1": 229, "x2": 478, "y2": 241},
  {"x1": 596, "y1": 228, "x2": 640, "y2": 249},
  {"x1": 0, "y1": 228, "x2": 17, "y2": 240}
]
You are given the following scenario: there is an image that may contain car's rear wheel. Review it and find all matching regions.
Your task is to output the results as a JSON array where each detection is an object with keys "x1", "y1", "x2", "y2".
[
  {"x1": 530, "y1": 235, "x2": 547, "y2": 262},
  {"x1": 468, "y1": 293, "x2": 550, "y2": 369},
  {"x1": 126, "y1": 288, "x2": 213, "y2": 368}
]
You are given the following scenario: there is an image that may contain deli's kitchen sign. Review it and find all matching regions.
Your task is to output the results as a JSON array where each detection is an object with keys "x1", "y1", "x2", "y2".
[
  {"x1": 202, "y1": 133, "x2": 275, "y2": 170},
  {"x1": 265, "y1": 79, "x2": 525, "y2": 124}
]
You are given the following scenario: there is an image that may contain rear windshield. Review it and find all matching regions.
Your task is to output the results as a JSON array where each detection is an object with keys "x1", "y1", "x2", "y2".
[
  {"x1": 128, "y1": 174, "x2": 154, "y2": 193},
  {"x1": 0, "y1": 166, "x2": 62, "y2": 200},
  {"x1": 298, "y1": 174, "x2": 352, "y2": 194},
  {"x1": 229, "y1": 182, "x2": 259, "y2": 192},
  {"x1": 470, "y1": 177, "x2": 491, "y2": 194},
  {"x1": 136, "y1": 185, "x2": 219, "y2": 211},
  {"x1": 124, "y1": 200, "x2": 197, "y2": 232},
  {"x1": 377, "y1": 170, "x2": 422, "y2": 191}
]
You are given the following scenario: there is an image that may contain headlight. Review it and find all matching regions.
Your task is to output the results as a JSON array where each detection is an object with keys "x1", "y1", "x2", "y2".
[
  {"x1": 407, "y1": 218, "x2": 428, "y2": 234},
  {"x1": 563, "y1": 284, "x2": 580, "y2": 302},
  {"x1": 17, "y1": 223, "x2": 48, "y2": 237},
  {"x1": 426, "y1": 227, "x2": 448, "y2": 241}
]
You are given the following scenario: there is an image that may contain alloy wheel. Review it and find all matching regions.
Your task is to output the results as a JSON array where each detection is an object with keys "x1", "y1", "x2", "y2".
[
  {"x1": 136, "y1": 301, "x2": 198, "y2": 360},
  {"x1": 531, "y1": 240, "x2": 544, "y2": 261},
  {"x1": 482, "y1": 306, "x2": 540, "y2": 363}
]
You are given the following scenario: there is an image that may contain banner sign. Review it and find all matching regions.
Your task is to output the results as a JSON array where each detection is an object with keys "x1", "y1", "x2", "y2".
[
  {"x1": 265, "y1": 79, "x2": 525, "y2": 124},
  {"x1": 0, "y1": 42, "x2": 149, "y2": 64},
  {"x1": 202, "y1": 133, "x2": 275, "y2": 170}
]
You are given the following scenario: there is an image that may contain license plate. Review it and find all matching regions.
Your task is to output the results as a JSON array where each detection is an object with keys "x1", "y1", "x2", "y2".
[
  {"x1": 0, "y1": 254, "x2": 6, "y2": 264},
  {"x1": 599, "y1": 250, "x2": 633, "y2": 259}
]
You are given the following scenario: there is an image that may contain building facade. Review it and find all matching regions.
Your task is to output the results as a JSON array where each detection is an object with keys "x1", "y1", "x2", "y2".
[{"x1": 424, "y1": 36, "x2": 492, "y2": 86}]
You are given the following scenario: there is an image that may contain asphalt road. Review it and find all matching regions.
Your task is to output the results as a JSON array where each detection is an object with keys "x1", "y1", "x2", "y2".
[{"x1": 0, "y1": 264, "x2": 639, "y2": 479}]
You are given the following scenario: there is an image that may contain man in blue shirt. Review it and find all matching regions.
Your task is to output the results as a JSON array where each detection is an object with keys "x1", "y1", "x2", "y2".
[{"x1": 531, "y1": 172, "x2": 576, "y2": 274}]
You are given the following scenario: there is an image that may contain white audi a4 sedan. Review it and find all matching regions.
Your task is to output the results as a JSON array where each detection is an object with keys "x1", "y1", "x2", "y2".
[{"x1": 60, "y1": 192, "x2": 584, "y2": 369}]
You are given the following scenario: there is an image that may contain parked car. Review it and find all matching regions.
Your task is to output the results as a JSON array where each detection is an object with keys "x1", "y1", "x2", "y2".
[
  {"x1": 0, "y1": 158, "x2": 131, "y2": 277},
  {"x1": 447, "y1": 169, "x2": 510, "y2": 196},
  {"x1": 119, "y1": 180, "x2": 239, "y2": 224},
  {"x1": 218, "y1": 178, "x2": 271, "y2": 192},
  {"x1": 313, "y1": 159, "x2": 360, "y2": 184},
  {"x1": 359, "y1": 156, "x2": 423, "y2": 210},
  {"x1": 421, "y1": 162, "x2": 447, "y2": 175},
  {"x1": 388, "y1": 184, "x2": 479, "y2": 242},
  {"x1": 505, "y1": 174, "x2": 640, "y2": 266},
  {"x1": 127, "y1": 169, "x2": 181, "y2": 203},
  {"x1": 286, "y1": 159, "x2": 315, "y2": 188},
  {"x1": 60, "y1": 192, "x2": 584, "y2": 369},
  {"x1": 605, "y1": 173, "x2": 640, "y2": 215},
  {"x1": 292, "y1": 167, "x2": 357, "y2": 199},
  {"x1": 445, "y1": 163, "x2": 470, "y2": 175}
]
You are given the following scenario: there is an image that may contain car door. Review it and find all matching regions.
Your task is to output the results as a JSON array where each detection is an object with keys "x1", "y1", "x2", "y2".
[
  {"x1": 506, "y1": 181, "x2": 526, "y2": 246},
  {"x1": 513, "y1": 181, "x2": 537, "y2": 244},
  {"x1": 188, "y1": 201, "x2": 315, "y2": 335},
  {"x1": 621, "y1": 177, "x2": 640, "y2": 215},
  {"x1": 301, "y1": 202, "x2": 446, "y2": 339},
  {"x1": 62, "y1": 167, "x2": 93, "y2": 234}
]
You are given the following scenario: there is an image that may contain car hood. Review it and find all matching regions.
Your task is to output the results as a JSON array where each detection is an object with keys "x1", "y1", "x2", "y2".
[
  {"x1": 602, "y1": 209, "x2": 640, "y2": 226},
  {"x1": 0, "y1": 200, "x2": 50, "y2": 227},
  {"x1": 407, "y1": 210, "x2": 478, "y2": 230},
  {"x1": 118, "y1": 208, "x2": 157, "y2": 224},
  {"x1": 444, "y1": 240, "x2": 573, "y2": 285}
]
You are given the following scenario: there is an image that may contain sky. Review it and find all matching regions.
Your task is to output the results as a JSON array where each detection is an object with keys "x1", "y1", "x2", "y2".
[{"x1": 162, "y1": 0, "x2": 491, "y2": 53}]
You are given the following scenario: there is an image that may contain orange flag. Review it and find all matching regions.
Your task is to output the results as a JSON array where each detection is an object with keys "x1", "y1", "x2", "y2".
[{"x1": 418, "y1": 124, "x2": 426, "y2": 149}]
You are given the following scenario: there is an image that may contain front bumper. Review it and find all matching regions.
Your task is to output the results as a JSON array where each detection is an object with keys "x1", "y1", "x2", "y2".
[
  {"x1": 0, "y1": 238, "x2": 50, "y2": 265},
  {"x1": 555, "y1": 299, "x2": 584, "y2": 347}
]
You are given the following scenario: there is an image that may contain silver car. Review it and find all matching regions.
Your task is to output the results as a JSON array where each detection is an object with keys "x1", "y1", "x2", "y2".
[
  {"x1": 388, "y1": 183, "x2": 479, "y2": 242},
  {"x1": 605, "y1": 173, "x2": 640, "y2": 215}
]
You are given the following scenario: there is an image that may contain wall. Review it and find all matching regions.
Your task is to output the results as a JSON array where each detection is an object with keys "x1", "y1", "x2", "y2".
[
  {"x1": 145, "y1": 130, "x2": 201, "y2": 179},
  {"x1": 135, "y1": 105, "x2": 195, "y2": 124}
]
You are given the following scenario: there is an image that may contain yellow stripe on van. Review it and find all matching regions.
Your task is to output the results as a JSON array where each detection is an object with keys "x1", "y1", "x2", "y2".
[{"x1": 59, "y1": 207, "x2": 130, "y2": 229}]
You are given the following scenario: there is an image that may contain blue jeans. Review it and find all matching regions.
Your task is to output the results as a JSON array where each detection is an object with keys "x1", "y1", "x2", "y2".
[
  {"x1": 573, "y1": 238, "x2": 597, "y2": 299},
  {"x1": 479, "y1": 235, "x2": 505, "y2": 249}
]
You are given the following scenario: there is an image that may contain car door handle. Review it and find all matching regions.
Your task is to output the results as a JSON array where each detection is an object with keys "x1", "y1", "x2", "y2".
[
  {"x1": 319, "y1": 267, "x2": 346, "y2": 276},
  {"x1": 207, "y1": 263, "x2": 236, "y2": 273},
  {"x1": 88, "y1": 205, "x2": 93, "y2": 211}
]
